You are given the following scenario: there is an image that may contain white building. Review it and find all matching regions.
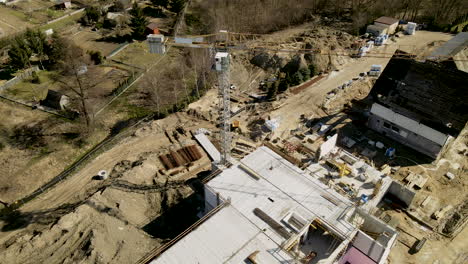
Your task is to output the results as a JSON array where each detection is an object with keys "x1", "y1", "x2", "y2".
[{"x1": 147, "y1": 147, "x2": 398, "y2": 264}]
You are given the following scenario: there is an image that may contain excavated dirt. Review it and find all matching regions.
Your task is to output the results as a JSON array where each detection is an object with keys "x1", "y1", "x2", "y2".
[{"x1": 0, "y1": 112, "x2": 214, "y2": 264}]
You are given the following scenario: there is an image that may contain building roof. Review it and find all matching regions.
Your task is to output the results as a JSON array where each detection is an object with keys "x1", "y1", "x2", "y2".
[
  {"x1": 429, "y1": 32, "x2": 468, "y2": 73},
  {"x1": 371, "y1": 103, "x2": 449, "y2": 145},
  {"x1": 153, "y1": 205, "x2": 292, "y2": 264},
  {"x1": 208, "y1": 147, "x2": 355, "y2": 240},
  {"x1": 374, "y1": 16, "x2": 399, "y2": 25},
  {"x1": 194, "y1": 133, "x2": 221, "y2": 162},
  {"x1": 146, "y1": 22, "x2": 159, "y2": 30},
  {"x1": 367, "y1": 50, "x2": 468, "y2": 135},
  {"x1": 430, "y1": 32, "x2": 468, "y2": 58},
  {"x1": 40, "y1": 90, "x2": 65, "y2": 109},
  {"x1": 152, "y1": 146, "x2": 356, "y2": 263}
]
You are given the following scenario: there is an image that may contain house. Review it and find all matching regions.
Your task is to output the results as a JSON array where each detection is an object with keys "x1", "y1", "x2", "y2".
[
  {"x1": 146, "y1": 22, "x2": 161, "y2": 35},
  {"x1": 40, "y1": 90, "x2": 69, "y2": 111},
  {"x1": 365, "y1": 51, "x2": 468, "y2": 159},
  {"x1": 367, "y1": 16, "x2": 399, "y2": 35},
  {"x1": 428, "y1": 32, "x2": 468, "y2": 73},
  {"x1": 143, "y1": 147, "x2": 398, "y2": 264},
  {"x1": 106, "y1": 12, "x2": 124, "y2": 21}
]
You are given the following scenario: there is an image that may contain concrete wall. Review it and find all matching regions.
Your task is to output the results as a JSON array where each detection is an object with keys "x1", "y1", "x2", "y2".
[
  {"x1": 374, "y1": 22, "x2": 398, "y2": 34},
  {"x1": 366, "y1": 24, "x2": 388, "y2": 36},
  {"x1": 386, "y1": 181, "x2": 415, "y2": 207},
  {"x1": 204, "y1": 185, "x2": 221, "y2": 213},
  {"x1": 318, "y1": 134, "x2": 338, "y2": 160},
  {"x1": 353, "y1": 231, "x2": 385, "y2": 262},
  {"x1": 368, "y1": 114, "x2": 443, "y2": 158},
  {"x1": 354, "y1": 209, "x2": 398, "y2": 240}
]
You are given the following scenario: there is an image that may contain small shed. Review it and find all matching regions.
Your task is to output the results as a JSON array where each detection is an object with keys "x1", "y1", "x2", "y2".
[
  {"x1": 54, "y1": 0, "x2": 72, "y2": 9},
  {"x1": 373, "y1": 16, "x2": 399, "y2": 34},
  {"x1": 44, "y1": 29, "x2": 54, "y2": 36},
  {"x1": 40, "y1": 90, "x2": 70, "y2": 110}
]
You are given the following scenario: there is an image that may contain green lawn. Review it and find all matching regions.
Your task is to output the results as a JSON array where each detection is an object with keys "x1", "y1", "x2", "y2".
[{"x1": 4, "y1": 71, "x2": 57, "y2": 101}]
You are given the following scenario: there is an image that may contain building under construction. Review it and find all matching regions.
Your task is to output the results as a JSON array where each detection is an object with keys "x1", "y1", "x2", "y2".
[
  {"x1": 366, "y1": 51, "x2": 468, "y2": 159},
  {"x1": 142, "y1": 147, "x2": 397, "y2": 264}
]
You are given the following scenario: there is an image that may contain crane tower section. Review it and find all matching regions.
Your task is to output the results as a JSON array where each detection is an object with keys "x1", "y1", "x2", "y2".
[{"x1": 214, "y1": 52, "x2": 231, "y2": 165}]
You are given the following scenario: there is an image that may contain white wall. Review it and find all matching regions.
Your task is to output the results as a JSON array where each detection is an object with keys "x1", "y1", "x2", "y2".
[
  {"x1": 353, "y1": 231, "x2": 386, "y2": 262},
  {"x1": 319, "y1": 134, "x2": 338, "y2": 160}
]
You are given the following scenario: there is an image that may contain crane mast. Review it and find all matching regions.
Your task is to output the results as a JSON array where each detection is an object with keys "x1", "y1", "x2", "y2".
[{"x1": 148, "y1": 33, "x2": 232, "y2": 166}]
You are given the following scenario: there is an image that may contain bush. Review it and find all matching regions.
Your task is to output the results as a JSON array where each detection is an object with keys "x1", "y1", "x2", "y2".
[
  {"x1": 88, "y1": 50, "x2": 104, "y2": 65},
  {"x1": 278, "y1": 79, "x2": 289, "y2": 92},
  {"x1": 299, "y1": 68, "x2": 311, "y2": 81},
  {"x1": 31, "y1": 71, "x2": 40, "y2": 84},
  {"x1": 290, "y1": 71, "x2": 303, "y2": 86},
  {"x1": 267, "y1": 81, "x2": 278, "y2": 100},
  {"x1": 308, "y1": 63, "x2": 319, "y2": 76}
]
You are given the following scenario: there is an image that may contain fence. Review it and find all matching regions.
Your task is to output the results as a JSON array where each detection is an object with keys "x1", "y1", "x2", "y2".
[{"x1": 0, "y1": 66, "x2": 40, "y2": 92}]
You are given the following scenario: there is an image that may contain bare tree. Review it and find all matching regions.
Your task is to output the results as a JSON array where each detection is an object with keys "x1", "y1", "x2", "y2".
[{"x1": 53, "y1": 42, "x2": 99, "y2": 129}]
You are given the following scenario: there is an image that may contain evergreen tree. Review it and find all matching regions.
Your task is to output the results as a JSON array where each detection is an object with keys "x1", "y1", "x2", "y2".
[
  {"x1": 291, "y1": 71, "x2": 303, "y2": 85},
  {"x1": 267, "y1": 81, "x2": 278, "y2": 100},
  {"x1": 130, "y1": 2, "x2": 149, "y2": 40},
  {"x1": 152, "y1": 0, "x2": 169, "y2": 8},
  {"x1": 308, "y1": 63, "x2": 319, "y2": 76},
  {"x1": 45, "y1": 33, "x2": 67, "y2": 67},
  {"x1": 8, "y1": 37, "x2": 32, "y2": 70},
  {"x1": 299, "y1": 68, "x2": 311, "y2": 80},
  {"x1": 169, "y1": 0, "x2": 185, "y2": 13},
  {"x1": 278, "y1": 78, "x2": 289, "y2": 92},
  {"x1": 25, "y1": 29, "x2": 47, "y2": 69}
]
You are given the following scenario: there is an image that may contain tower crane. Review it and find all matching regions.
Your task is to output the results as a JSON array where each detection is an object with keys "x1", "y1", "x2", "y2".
[{"x1": 147, "y1": 30, "x2": 464, "y2": 166}]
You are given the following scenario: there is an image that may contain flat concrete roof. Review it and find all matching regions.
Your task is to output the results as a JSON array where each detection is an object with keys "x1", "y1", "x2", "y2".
[
  {"x1": 207, "y1": 146, "x2": 355, "y2": 241},
  {"x1": 153, "y1": 147, "x2": 356, "y2": 263},
  {"x1": 153, "y1": 205, "x2": 292, "y2": 264}
]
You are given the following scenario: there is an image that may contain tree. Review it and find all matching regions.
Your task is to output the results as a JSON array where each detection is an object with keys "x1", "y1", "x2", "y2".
[
  {"x1": 88, "y1": 50, "x2": 104, "y2": 65},
  {"x1": 129, "y1": 2, "x2": 149, "y2": 40},
  {"x1": 54, "y1": 42, "x2": 99, "y2": 129},
  {"x1": 82, "y1": 6, "x2": 101, "y2": 25},
  {"x1": 299, "y1": 68, "x2": 311, "y2": 81},
  {"x1": 45, "y1": 33, "x2": 67, "y2": 67},
  {"x1": 25, "y1": 29, "x2": 47, "y2": 69},
  {"x1": 267, "y1": 81, "x2": 278, "y2": 100},
  {"x1": 278, "y1": 78, "x2": 289, "y2": 92},
  {"x1": 152, "y1": 0, "x2": 169, "y2": 8},
  {"x1": 112, "y1": 0, "x2": 125, "y2": 11},
  {"x1": 169, "y1": 0, "x2": 185, "y2": 13},
  {"x1": 8, "y1": 37, "x2": 32, "y2": 70},
  {"x1": 308, "y1": 63, "x2": 319, "y2": 76},
  {"x1": 290, "y1": 71, "x2": 303, "y2": 86}
]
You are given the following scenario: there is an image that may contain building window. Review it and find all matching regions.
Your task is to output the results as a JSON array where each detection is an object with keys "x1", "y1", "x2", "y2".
[
  {"x1": 391, "y1": 126, "x2": 400, "y2": 133},
  {"x1": 383, "y1": 122, "x2": 391, "y2": 129}
]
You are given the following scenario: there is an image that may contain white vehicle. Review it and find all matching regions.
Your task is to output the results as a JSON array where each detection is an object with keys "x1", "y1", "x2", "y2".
[{"x1": 369, "y1": 64, "x2": 382, "y2": 76}]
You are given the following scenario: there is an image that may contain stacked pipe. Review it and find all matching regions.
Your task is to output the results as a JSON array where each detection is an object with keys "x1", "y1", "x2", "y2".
[{"x1": 158, "y1": 145, "x2": 203, "y2": 170}]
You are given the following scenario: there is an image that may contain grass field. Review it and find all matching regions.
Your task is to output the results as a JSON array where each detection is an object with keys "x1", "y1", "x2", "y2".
[
  {"x1": 69, "y1": 29, "x2": 122, "y2": 56},
  {"x1": 3, "y1": 71, "x2": 57, "y2": 102},
  {"x1": 0, "y1": 7, "x2": 36, "y2": 36}
]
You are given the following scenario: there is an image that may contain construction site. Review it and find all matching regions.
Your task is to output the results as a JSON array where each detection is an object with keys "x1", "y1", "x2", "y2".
[{"x1": 1, "y1": 1, "x2": 468, "y2": 264}]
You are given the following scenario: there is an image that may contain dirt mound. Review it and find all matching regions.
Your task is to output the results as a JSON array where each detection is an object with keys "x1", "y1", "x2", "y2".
[{"x1": 0, "y1": 201, "x2": 158, "y2": 264}]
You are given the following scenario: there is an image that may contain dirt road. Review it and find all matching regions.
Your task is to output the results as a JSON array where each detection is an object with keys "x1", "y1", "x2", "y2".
[
  {"x1": 0, "y1": 114, "x2": 212, "y2": 244},
  {"x1": 272, "y1": 31, "x2": 453, "y2": 136}
]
